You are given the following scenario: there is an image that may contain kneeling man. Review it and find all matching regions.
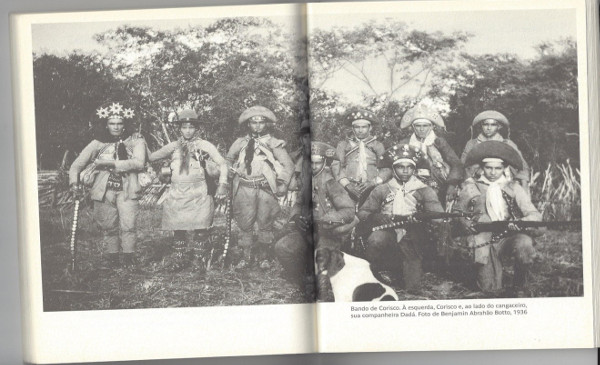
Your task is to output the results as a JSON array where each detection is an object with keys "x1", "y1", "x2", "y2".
[
  {"x1": 358, "y1": 144, "x2": 448, "y2": 290},
  {"x1": 453, "y1": 140, "x2": 540, "y2": 296}
]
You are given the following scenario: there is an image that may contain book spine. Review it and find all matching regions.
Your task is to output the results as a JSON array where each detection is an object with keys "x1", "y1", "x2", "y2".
[{"x1": 10, "y1": 13, "x2": 38, "y2": 364}]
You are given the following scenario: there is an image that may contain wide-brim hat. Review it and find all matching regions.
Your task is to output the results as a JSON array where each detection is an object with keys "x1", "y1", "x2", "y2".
[
  {"x1": 399, "y1": 105, "x2": 445, "y2": 129},
  {"x1": 311, "y1": 141, "x2": 338, "y2": 162},
  {"x1": 345, "y1": 108, "x2": 380, "y2": 126},
  {"x1": 238, "y1": 106, "x2": 277, "y2": 124},
  {"x1": 464, "y1": 140, "x2": 523, "y2": 170},
  {"x1": 472, "y1": 110, "x2": 509, "y2": 127},
  {"x1": 380, "y1": 143, "x2": 423, "y2": 167},
  {"x1": 172, "y1": 109, "x2": 203, "y2": 124}
]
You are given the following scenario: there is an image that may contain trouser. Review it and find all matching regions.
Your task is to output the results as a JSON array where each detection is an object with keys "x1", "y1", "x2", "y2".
[
  {"x1": 93, "y1": 190, "x2": 138, "y2": 254},
  {"x1": 364, "y1": 230, "x2": 423, "y2": 290},
  {"x1": 233, "y1": 184, "x2": 281, "y2": 252},
  {"x1": 476, "y1": 233, "x2": 535, "y2": 293}
]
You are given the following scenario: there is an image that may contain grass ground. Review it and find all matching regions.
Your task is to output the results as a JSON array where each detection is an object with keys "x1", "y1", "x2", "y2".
[{"x1": 40, "y1": 204, "x2": 583, "y2": 311}]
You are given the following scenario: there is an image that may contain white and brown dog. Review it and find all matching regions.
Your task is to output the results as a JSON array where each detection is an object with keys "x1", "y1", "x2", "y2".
[{"x1": 315, "y1": 247, "x2": 398, "y2": 302}]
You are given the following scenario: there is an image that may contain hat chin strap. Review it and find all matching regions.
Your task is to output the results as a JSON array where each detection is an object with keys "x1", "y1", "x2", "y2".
[{"x1": 313, "y1": 164, "x2": 325, "y2": 178}]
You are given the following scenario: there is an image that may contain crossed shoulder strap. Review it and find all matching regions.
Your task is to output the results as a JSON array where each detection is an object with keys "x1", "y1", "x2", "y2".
[{"x1": 344, "y1": 136, "x2": 378, "y2": 157}]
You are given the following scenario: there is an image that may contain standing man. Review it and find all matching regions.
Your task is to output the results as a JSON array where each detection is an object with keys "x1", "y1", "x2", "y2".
[
  {"x1": 453, "y1": 140, "x2": 540, "y2": 296},
  {"x1": 69, "y1": 102, "x2": 147, "y2": 268},
  {"x1": 398, "y1": 105, "x2": 465, "y2": 207},
  {"x1": 357, "y1": 144, "x2": 449, "y2": 290},
  {"x1": 275, "y1": 141, "x2": 357, "y2": 285},
  {"x1": 331, "y1": 109, "x2": 390, "y2": 206},
  {"x1": 461, "y1": 110, "x2": 530, "y2": 190},
  {"x1": 227, "y1": 106, "x2": 294, "y2": 269}
]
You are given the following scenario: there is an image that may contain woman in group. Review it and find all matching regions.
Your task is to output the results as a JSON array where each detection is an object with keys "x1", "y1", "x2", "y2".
[
  {"x1": 149, "y1": 108, "x2": 229, "y2": 271},
  {"x1": 69, "y1": 101, "x2": 147, "y2": 269}
]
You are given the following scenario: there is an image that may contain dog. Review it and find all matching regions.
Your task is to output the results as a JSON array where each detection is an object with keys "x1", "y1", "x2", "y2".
[{"x1": 315, "y1": 247, "x2": 398, "y2": 302}]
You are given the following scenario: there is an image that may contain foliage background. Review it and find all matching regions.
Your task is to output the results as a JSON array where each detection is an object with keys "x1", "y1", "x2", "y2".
[
  {"x1": 34, "y1": 18, "x2": 308, "y2": 169},
  {"x1": 34, "y1": 16, "x2": 579, "y2": 174}
]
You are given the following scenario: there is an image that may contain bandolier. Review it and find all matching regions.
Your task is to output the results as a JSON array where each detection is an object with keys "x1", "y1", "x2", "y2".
[
  {"x1": 453, "y1": 140, "x2": 540, "y2": 296},
  {"x1": 227, "y1": 106, "x2": 294, "y2": 269}
]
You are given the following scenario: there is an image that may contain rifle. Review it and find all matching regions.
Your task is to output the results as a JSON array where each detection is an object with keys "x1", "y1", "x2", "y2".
[
  {"x1": 368, "y1": 211, "x2": 478, "y2": 234},
  {"x1": 314, "y1": 218, "x2": 346, "y2": 225},
  {"x1": 472, "y1": 220, "x2": 581, "y2": 233},
  {"x1": 219, "y1": 181, "x2": 233, "y2": 269}
]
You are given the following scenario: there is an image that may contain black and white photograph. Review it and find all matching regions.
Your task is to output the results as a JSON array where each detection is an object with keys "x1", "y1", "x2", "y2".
[
  {"x1": 31, "y1": 2, "x2": 585, "y2": 313},
  {"x1": 33, "y1": 10, "x2": 313, "y2": 310},
  {"x1": 308, "y1": 6, "x2": 584, "y2": 302}
]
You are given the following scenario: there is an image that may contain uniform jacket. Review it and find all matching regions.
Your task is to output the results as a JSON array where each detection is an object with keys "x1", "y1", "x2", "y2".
[
  {"x1": 331, "y1": 137, "x2": 391, "y2": 185},
  {"x1": 399, "y1": 135, "x2": 465, "y2": 186},
  {"x1": 461, "y1": 134, "x2": 530, "y2": 182},
  {"x1": 292, "y1": 167, "x2": 356, "y2": 235},
  {"x1": 69, "y1": 136, "x2": 147, "y2": 201},
  {"x1": 453, "y1": 178, "x2": 541, "y2": 264},
  {"x1": 357, "y1": 176, "x2": 444, "y2": 221},
  {"x1": 227, "y1": 134, "x2": 294, "y2": 194}
]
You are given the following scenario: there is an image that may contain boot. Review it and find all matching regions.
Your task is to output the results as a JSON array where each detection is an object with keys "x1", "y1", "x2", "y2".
[
  {"x1": 191, "y1": 231, "x2": 212, "y2": 272},
  {"x1": 235, "y1": 247, "x2": 255, "y2": 270},
  {"x1": 169, "y1": 239, "x2": 191, "y2": 272}
]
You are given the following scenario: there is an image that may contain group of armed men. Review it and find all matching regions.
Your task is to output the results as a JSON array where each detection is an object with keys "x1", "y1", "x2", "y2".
[{"x1": 69, "y1": 102, "x2": 542, "y2": 299}]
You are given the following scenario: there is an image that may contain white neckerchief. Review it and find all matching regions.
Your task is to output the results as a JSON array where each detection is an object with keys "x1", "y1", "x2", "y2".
[
  {"x1": 353, "y1": 137, "x2": 369, "y2": 183},
  {"x1": 388, "y1": 176, "x2": 427, "y2": 242},
  {"x1": 409, "y1": 130, "x2": 436, "y2": 156},
  {"x1": 479, "y1": 174, "x2": 509, "y2": 221},
  {"x1": 409, "y1": 131, "x2": 448, "y2": 179},
  {"x1": 388, "y1": 176, "x2": 427, "y2": 215}
]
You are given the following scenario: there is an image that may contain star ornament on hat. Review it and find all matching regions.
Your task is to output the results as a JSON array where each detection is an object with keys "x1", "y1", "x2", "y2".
[
  {"x1": 345, "y1": 108, "x2": 380, "y2": 126},
  {"x1": 96, "y1": 102, "x2": 135, "y2": 120},
  {"x1": 381, "y1": 144, "x2": 422, "y2": 167},
  {"x1": 464, "y1": 140, "x2": 523, "y2": 170},
  {"x1": 399, "y1": 105, "x2": 445, "y2": 129}
]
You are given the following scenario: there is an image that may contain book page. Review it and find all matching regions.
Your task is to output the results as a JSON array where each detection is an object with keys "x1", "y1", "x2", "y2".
[
  {"x1": 11, "y1": 3, "x2": 317, "y2": 363},
  {"x1": 307, "y1": 0, "x2": 596, "y2": 352}
]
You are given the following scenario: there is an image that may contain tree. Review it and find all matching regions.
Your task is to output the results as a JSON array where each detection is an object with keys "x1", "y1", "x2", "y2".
[
  {"x1": 93, "y1": 19, "x2": 307, "y2": 151},
  {"x1": 430, "y1": 39, "x2": 579, "y2": 169},
  {"x1": 309, "y1": 20, "x2": 470, "y2": 106},
  {"x1": 33, "y1": 53, "x2": 126, "y2": 169}
]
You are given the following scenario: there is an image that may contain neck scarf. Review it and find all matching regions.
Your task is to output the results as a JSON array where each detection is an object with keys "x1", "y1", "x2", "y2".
[
  {"x1": 388, "y1": 176, "x2": 427, "y2": 216},
  {"x1": 178, "y1": 137, "x2": 200, "y2": 175},
  {"x1": 240, "y1": 134, "x2": 271, "y2": 176},
  {"x1": 388, "y1": 176, "x2": 427, "y2": 242},
  {"x1": 478, "y1": 174, "x2": 509, "y2": 221},
  {"x1": 112, "y1": 138, "x2": 127, "y2": 161},
  {"x1": 355, "y1": 137, "x2": 369, "y2": 183},
  {"x1": 409, "y1": 131, "x2": 448, "y2": 180}
]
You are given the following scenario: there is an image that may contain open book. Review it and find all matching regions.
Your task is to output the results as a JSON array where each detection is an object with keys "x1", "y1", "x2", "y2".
[{"x1": 10, "y1": 0, "x2": 600, "y2": 363}]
